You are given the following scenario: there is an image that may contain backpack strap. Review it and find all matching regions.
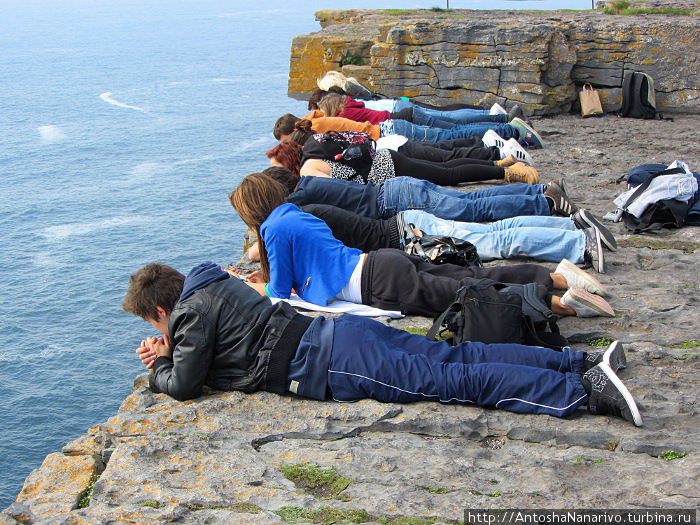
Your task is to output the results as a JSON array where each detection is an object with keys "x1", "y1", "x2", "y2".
[{"x1": 619, "y1": 71, "x2": 634, "y2": 117}]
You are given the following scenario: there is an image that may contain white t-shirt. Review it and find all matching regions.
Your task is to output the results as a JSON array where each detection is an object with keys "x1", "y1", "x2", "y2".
[
  {"x1": 335, "y1": 253, "x2": 366, "y2": 304},
  {"x1": 376, "y1": 134, "x2": 409, "y2": 151},
  {"x1": 358, "y1": 98, "x2": 396, "y2": 112}
]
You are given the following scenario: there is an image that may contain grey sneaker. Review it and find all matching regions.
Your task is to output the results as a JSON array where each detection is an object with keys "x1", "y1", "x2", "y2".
[
  {"x1": 584, "y1": 340, "x2": 628, "y2": 372},
  {"x1": 561, "y1": 288, "x2": 615, "y2": 317},
  {"x1": 545, "y1": 181, "x2": 579, "y2": 216},
  {"x1": 583, "y1": 227, "x2": 606, "y2": 274},
  {"x1": 582, "y1": 363, "x2": 643, "y2": 427},
  {"x1": 555, "y1": 259, "x2": 608, "y2": 296},
  {"x1": 507, "y1": 104, "x2": 525, "y2": 121},
  {"x1": 573, "y1": 209, "x2": 618, "y2": 252}
]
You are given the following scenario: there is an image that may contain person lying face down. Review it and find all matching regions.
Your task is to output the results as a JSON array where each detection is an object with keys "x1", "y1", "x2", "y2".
[
  {"x1": 258, "y1": 167, "x2": 611, "y2": 273},
  {"x1": 228, "y1": 172, "x2": 615, "y2": 319},
  {"x1": 267, "y1": 134, "x2": 538, "y2": 187},
  {"x1": 123, "y1": 261, "x2": 642, "y2": 427}
]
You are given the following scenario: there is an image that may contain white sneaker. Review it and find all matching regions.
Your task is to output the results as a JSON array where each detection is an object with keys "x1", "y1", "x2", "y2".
[
  {"x1": 489, "y1": 102, "x2": 507, "y2": 115},
  {"x1": 504, "y1": 138, "x2": 534, "y2": 166},
  {"x1": 561, "y1": 288, "x2": 614, "y2": 317},
  {"x1": 482, "y1": 129, "x2": 506, "y2": 149},
  {"x1": 555, "y1": 259, "x2": 608, "y2": 297}
]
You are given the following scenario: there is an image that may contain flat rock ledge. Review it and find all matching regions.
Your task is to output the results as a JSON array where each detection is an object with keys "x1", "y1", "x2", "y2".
[
  {"x1": 289, "y1": 7, "x2": 700, "y2": 115},
  {"x1": 3, "y1": 114, "x2": 700, "y2": 524}
]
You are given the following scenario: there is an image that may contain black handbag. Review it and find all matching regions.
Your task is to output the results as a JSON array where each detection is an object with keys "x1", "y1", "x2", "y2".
[{"x1": 402, "y1": 224, "x2": 482, "y2": 268}]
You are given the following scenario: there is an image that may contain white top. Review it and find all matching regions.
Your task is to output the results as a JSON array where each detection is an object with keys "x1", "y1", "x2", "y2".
[
  {"x1": 335, "y1": 253, "x2": 366, "y2": 304},
  {"x1": 359, "y1": 98, "x2": 396, "y2": 112},
  {"x1": 376, "y1": 134, "x2": 409, "y2": 151}
]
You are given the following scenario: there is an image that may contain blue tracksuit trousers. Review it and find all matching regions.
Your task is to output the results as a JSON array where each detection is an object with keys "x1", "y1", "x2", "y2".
[{"x1": 328, "y1": 315, "x2": 588, "y2": 418}]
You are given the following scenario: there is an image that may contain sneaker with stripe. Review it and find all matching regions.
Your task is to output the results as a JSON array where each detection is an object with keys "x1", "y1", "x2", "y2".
[
  {"x1": 573, "y1": 209, "x2": 618, "y2": 251},
  {"x1": 583, "y1": 363, "x2": 643, "y2": 427},
  {"x1": 585, "y1": 340, "x2": 628, "y2": 373}
]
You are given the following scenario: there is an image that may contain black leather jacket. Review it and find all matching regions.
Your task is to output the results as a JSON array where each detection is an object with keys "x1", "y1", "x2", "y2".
[{"x1": 149, "y1": 277, "x2": 312, "y2": 401}]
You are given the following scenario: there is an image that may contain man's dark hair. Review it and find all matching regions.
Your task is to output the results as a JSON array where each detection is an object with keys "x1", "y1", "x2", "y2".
[
  {"x1": 262, "y1": 166, "x2": 299, "y2": 196},
  {"x1": 273, "y1": 113, "x2": 300, "y2": 140},
  {"x1": 123, "y1": 263, "x2": 185, "y2": 320},
  {"x1": 307, "y1": 88, "x2": 328, "y2": 110}
]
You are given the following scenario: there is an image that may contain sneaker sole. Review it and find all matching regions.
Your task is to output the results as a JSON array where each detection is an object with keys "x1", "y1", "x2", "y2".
[
  {"x1": 603, "y1": 340, "x2": 627, "y2": 371},
  {"x1": 592, "y1": 228, "x2": 605, "y2": 274},
  {"x1": 579, "y1": 209, "x2": 618, "y2": 251},
  {"x1": 512, "y1": 117, "x2": 544, "y2": 149},
  {"x1": 598, "y1": 362, "x2": 643, "y2": 427},
  {"x1": 558, "y1": 259, "x2": 608, "y2": 297},
  {"x1": 568, "y1": 288, "x2": 615, "y2": 317}
]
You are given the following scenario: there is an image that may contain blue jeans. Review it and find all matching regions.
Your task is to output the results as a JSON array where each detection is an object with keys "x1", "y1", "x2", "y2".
[
  {"x1": 394, "y1": 99, "x2": 508, "y2": 126},
  {"x1": 391, "y1": 118, "x2": 517, "y2": 143},
  {"x1": 328, "y1": 315, "x2": 588, "y2": 418},
  {"x1": 401, "y1": 211, "x2": 585, "y2": 263},
  {"x1": 380, "y1": 177, "x2": 550, "y2": 222}
]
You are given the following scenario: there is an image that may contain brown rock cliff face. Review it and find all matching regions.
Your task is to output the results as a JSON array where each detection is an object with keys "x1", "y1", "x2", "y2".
[{"x1": 289, "y1": 9, "x2": 700, "y2": 114}]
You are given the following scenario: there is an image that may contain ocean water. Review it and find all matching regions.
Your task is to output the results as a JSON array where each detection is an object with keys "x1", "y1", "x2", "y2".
[{"x1": 0, "y1": 0, "x2": 591, "y2": 507}]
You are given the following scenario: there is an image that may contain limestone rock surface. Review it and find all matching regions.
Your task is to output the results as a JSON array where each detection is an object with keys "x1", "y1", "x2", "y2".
[
  {"x1": 3, "y1": 114, "x2": 700, "y2": 523},
  {"x1": 289, "y1": 8, "x2": 700, "y2": 115}
]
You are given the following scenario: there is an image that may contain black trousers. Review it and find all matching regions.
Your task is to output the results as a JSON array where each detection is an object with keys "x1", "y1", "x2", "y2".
[
  {"x1": 388, "y1": 149, "x2": 505, "y2": 186},
  {"x1": 361, "y1": 249, "x2": 553, "y2": 317},
  {"x1": 399, "y1": 139, "x2": 499, "y2": 163}
]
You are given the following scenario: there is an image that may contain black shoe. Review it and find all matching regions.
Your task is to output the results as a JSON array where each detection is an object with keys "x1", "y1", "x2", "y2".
[
  {"x1": 583, "y1": 227, "x2": 605, "y2": 274},
  {"x1": 545, "y1": 181, "x2": 578, "y2": 216},
  {"x1": 573, "y1": 209, "x2": 618, "y2": 251},
  {"x1": 507, "y1": 104, "x2": 524, "y2": 121},
  {"x1": 582, "y1": 363, "x2": 643, "y2": 427},
  {"x1": 584, "y1": 340, "x2": 627, "y2": 372}
]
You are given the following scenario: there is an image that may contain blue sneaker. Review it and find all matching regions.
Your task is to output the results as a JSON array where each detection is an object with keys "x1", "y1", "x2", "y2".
[{"x1": 510, "y1": 117, "x2": 544, "y2": 149}]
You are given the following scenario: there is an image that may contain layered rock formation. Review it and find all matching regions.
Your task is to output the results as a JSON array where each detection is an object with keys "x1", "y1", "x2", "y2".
[
  {"x1": 3, "y1": 114, "x2": 699, "y2": 524},
  {"x1": 289, "y1": 9, "x2": 700, "y2": 115}
]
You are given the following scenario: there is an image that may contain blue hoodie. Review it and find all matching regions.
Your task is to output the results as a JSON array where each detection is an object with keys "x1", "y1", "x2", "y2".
[{"x1": 179, "y1": 262, "x2": 230, "y2": 302}]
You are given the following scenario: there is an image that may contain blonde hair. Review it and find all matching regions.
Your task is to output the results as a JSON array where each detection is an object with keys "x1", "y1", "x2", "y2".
[{"x1": 318, "y1": 93, "x2": 346, "y2": 118}]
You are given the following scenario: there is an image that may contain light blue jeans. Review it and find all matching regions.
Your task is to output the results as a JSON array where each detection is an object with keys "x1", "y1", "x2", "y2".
[
  {"x1": 394, "y1": 99, "x2": 508, "y2": 126},
  {"x1": 401, "y1": 211, "x2": 585, "y2": 263}
]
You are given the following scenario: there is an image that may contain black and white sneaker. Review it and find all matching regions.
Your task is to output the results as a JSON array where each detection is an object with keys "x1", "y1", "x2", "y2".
[
  {"x1": 573, "y1": 209, "x2": 618, "y2": 251},
  {"x1": 583, "y1": 227, "x2": 605, "y2": 274},
  {"x1": 584, "y1": 340, "x2": 627, "y2": 372},
  {"x1": 545, "y1": 181, "x2": 579, "y2": 216},
  {"x1": 582, "y1": 363, "x2": 643, "y2": 427}
]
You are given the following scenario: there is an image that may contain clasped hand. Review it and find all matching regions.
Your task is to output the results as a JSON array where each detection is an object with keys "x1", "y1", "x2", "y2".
[{"x1": 136, "y1": 335, "x2": 172, "y2": 369}]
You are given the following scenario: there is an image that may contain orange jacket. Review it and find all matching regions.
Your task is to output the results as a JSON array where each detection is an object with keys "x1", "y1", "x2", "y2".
[{"x1": 303, "y1": 110, "x2": 381, "y2": 141}]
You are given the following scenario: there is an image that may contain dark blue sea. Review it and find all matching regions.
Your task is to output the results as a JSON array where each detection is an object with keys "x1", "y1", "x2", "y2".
[{"x1": 0, "y1": 0, "x2": 590, "y2": 506}]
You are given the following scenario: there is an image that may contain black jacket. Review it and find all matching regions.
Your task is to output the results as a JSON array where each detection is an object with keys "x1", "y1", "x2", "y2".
[
  {"x1": 150, "y1": 275, "x2": 311, "y2": 401},
  {"x1": 301, "y1": 204, "x2": 401, "y2": 253},
  {"x1": 287, "y1": 176, "x2": 381, "y2": 219}
]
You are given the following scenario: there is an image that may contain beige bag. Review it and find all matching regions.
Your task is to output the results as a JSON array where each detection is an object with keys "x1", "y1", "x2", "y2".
[{"x1": 579, "y1": 84, "x2": 604, "y2": 117}]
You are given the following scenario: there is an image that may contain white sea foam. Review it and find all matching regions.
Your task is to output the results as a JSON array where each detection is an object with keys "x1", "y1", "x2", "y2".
[
  {"x1": 99, "y1": 92, "x2": 145, "y2": 112},
  {"x1": 217, "y1": 11, "x2": 243, "y2": 18},
  {"x1": 210, "y1": 77, "x2": 236, "y2": 83},
  {"x1": 232, "y1": 135, "x2": 275, "y2": 155},
  {"x1": 38, "y1": 125, "x2": 67, "y2": 143},
  {"x1": 41, "y1": 216, "x2": 148, "y2": 241},
  {"x1": 128, "y1": 161, "x2": 173, "y2": 181}
]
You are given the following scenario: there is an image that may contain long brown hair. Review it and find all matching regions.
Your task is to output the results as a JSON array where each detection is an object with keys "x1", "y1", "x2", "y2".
[
  {"x1": 229, "y1": 173, "x2": 288, "y2": 281},
  {"x1": 318, "y1": 93, "x2": 346, "y2": 117}
]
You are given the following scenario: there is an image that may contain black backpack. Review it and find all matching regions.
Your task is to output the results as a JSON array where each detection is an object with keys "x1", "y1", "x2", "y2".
[
  {"x1": 302, "y1": 131, "x2": 376, "y2": 182},
  {"x1": 619, "y1": 72, "x2": 661, "y2": 120},
  {"x1": 621, "y1": 166, "x2": 692, "y2": 233},
  {"x1": 426, "y1": 280, "x2": 568, "y2": 350}
]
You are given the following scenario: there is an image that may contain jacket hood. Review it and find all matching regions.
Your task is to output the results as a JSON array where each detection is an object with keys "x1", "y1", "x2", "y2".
[{"x1": 179, "y1": 262, "x2": 229, "y2": 302}]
